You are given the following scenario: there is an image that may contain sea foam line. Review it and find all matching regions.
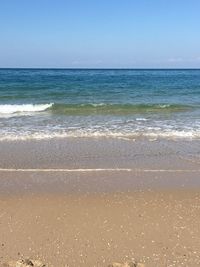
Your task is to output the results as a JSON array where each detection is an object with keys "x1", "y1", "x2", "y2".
[{"x1": 0, "y1": 168, "x2": 200, "y2": 173}]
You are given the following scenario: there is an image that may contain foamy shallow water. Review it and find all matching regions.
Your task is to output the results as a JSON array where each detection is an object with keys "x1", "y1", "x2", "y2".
[{"x1": 0, "y1": 113, "x2": 200, "y2": 141}]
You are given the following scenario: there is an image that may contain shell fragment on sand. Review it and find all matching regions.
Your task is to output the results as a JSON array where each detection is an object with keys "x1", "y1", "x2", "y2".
[
  {"x1": 2, "y1": 259, "x2": 145, "y2": 267},
  {"x1": 2, "y1": 259, "x2": 45, "y2": 267},
  {"x1": 108, "y1": 261, "x2": 145, "y2": 267}
]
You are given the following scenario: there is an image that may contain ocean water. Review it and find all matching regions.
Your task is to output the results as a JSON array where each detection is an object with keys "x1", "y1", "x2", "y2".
[{"x1": 0, "y1": 68, "x2": 200, "y2": 141}]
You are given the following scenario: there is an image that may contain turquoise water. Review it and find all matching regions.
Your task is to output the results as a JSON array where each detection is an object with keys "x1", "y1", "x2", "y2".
[{"x1": 0, "y1": 69, "x2": 200, "y2": 140}]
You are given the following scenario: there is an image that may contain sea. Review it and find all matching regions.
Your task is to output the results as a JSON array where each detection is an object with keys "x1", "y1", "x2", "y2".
[{"x1": 0, "y1": 68, "x2": 200, "y2": 141}]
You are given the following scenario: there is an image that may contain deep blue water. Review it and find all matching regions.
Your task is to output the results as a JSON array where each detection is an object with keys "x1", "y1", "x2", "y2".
[{"x1": 0, "y1": 69, "x2": 200, "y2": 140}]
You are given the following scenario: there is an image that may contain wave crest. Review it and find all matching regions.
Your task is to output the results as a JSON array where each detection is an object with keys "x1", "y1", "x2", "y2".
[
  {"x1": 50, "y1": 103, "x2": 193, "y2": 115},
  {"x1": 0, "y1": 103, "x2": 194, "y2": 116},
  {"x1": 0, "y1": 103, "x2": 53, "y2": 115}
]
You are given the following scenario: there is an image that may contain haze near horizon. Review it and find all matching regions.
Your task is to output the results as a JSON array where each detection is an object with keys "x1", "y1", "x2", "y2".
[{"x1": 0, "y1": 0, "x2": 200, "y2": 68}]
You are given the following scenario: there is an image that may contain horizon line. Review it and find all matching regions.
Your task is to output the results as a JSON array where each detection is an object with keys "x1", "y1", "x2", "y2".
[{"x1": 1, "y1": 67, "x2": 200, "y2": 70}]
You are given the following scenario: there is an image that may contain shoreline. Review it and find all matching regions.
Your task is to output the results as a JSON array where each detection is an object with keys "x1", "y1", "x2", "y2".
[
  {"x1": 0, "y1": 137, "x2": 199, "y2": 169},
  {"x1": 0, "y1": 137, "x2": 200, "y2": 195}
]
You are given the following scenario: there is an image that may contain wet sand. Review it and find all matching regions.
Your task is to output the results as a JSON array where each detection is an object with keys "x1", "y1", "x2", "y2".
[{"x1": 0, "y1": 138, "x2": 200, "y2": 267}]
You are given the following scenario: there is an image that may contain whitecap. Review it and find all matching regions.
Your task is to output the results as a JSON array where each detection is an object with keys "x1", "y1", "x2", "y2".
[{"x1": 0, "y1": 103, "x2": 53, "y2": 115}]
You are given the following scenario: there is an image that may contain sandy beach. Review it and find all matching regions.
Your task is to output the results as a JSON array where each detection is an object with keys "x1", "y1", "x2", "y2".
[
  {"x1": 1, "y1": 190, "x2": 200, "y2": 267},
  {"x1": 1, "y1": 0, "x2": 200, "y2": 264},
  {"x1": 0, "y1": 138, "x2": 200, "y2": 267}
]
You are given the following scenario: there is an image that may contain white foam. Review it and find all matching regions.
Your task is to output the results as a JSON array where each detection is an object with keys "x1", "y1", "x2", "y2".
[
  {"x1": 158, "y1": 104, "x2": 170, "y2": 108},
  {"x1": 0, "y1": 103, "x2": 53, "y2": 115},
  {"x1": 86, "y1": 103, "x2": 105, "y2": 107},
  {"x1": 0, "y1": 129, "x2": 200, "y2": 141},
  {"x1": 0, "y1": 168, "x2": 199, "y2": 173},
  {"x1": 136, "y1": 118, "x2": 147, "y2": 121}
]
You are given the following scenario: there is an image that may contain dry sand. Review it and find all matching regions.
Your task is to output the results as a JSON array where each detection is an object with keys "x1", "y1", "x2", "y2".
[{"x1": 1, "y1": 191, "x2": 200, "y2": 267}]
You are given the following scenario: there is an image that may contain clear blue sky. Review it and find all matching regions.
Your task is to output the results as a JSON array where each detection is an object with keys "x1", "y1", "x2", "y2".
[{"x1": 0, "y1": 0, "x2": 200, "y2": 68}]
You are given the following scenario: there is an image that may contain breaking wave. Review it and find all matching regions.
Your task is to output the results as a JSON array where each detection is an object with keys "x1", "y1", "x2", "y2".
[{"x1": 0, "y1": 103, "x2": 53, "y2": 115}]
